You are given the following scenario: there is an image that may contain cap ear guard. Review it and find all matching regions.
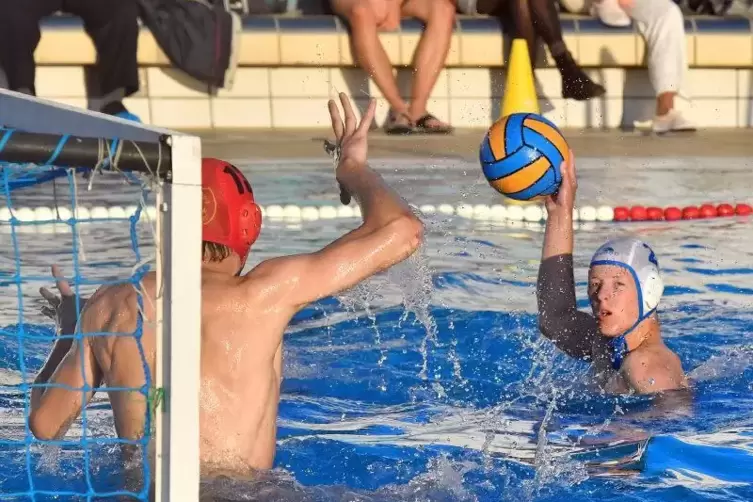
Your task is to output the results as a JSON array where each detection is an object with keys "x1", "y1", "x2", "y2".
[{"x1": 640, "y1": 270, "x2": 663, "y2": 314}]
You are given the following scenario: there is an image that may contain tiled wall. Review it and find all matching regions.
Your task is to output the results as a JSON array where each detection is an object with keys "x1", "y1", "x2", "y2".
[{"x1": 33, "y1": 15, "x2": 753, "y2": 129}]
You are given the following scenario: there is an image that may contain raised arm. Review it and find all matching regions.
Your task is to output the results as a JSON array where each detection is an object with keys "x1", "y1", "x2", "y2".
[
  {"x1": 537, "y1": 152, "x2": 597, "y2": 360},
  {"x1": 30, "y1": 267, "x2": 102, "y2": 440},
  {"x1": 250, "y1": 94, "x2": 423, "y2": 313}
]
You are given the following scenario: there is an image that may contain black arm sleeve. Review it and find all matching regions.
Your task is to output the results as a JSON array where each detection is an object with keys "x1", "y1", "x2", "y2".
[{"x1": 536, "y1": 253, "x2": 598, "y2": 360}]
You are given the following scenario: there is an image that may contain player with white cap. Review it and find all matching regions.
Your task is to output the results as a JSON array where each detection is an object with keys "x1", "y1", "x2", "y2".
[{"x1": 536, "y1": 152, "x2": 686, "y2": 394}]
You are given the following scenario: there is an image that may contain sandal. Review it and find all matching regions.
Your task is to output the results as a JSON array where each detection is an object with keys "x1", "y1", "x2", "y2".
[
  {"x1": 383, "y1": 110, "x2": 414, "y2": 135},
  {"x1": 413, "y1": 113, "x2": 454, "y2": 134}
]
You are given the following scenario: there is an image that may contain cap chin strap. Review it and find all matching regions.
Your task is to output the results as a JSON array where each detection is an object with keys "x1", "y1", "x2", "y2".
[{"x1": 608, "y1": 307, "x2": 656, "y2": 370}]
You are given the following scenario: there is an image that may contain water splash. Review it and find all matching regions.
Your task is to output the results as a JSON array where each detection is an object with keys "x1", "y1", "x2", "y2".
[
  {"x1": 521, "y1": 391, "x2": 589, "y2": 501},
  {"x1": 386, "y1": 243, "x2": 438, "y2": 381},
  {"x1": 335, "y1": 208, "x2": 442, "y2": 387},
  {"x1": 689, "y1": 345, "x2": 753, "y2": 382}
]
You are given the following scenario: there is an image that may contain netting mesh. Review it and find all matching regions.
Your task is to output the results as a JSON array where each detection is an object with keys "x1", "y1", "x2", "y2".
[{"x1": 0, "y1": 142, "x2": 162, "y2": 500}]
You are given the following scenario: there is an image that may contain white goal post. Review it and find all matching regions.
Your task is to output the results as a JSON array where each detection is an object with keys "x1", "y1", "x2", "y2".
[{"x1": 0, "y1": 88, "x2": 201, "y2": 502}]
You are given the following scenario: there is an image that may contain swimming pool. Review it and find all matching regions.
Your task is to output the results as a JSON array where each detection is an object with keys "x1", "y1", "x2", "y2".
[{"x1": 1, "y1": 155, "x2": 753, "y2": 501}]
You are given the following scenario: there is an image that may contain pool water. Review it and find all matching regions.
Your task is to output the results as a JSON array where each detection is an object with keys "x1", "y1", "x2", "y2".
[{"x1": 1, "y1": 156, "x2": 753, "y2": 501}]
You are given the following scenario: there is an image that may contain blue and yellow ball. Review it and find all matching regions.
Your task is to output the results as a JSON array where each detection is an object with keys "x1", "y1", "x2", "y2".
[{"x1": 479, "y1": 112, "x2": 569, "y2": 201}]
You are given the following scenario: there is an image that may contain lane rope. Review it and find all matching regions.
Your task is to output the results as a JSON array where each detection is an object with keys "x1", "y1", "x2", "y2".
[{"x1": 1, "y1": 202, "x2": 751, "y2": 225}]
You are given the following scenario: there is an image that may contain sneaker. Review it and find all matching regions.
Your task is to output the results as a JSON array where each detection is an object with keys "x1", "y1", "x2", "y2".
[
  {"x1": 634, "y1": 109, "x2": 696, "y2": 134},
  {"x1": 652, "y1": 109, "x2": 696, "y2": 134},
  {"x1": 590, "y1": 0, "x2": 631, "y2": 27}
]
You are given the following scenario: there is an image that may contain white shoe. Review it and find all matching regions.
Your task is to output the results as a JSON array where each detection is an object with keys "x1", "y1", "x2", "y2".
[
  {"x1": 590, "y1": 0, "x2": 632, "y2": 27},
  {"x1": 652, "y1": 109, "x2": 696, "y2": 134}
]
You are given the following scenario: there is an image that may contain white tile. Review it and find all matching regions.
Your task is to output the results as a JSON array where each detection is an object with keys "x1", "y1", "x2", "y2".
[
  {"x1": 268, "y1": 68, "x2": 330, "y2": 98},
  {"x1": 352, "y1": 98, "x2": 392, "y2": 127},
  {"x1": 580, "y1": 98, "x2": 623, "y2": 129},
  {"x1": 134, "y1": 68, "x2": 149, "y2": 98},
  {"x1": 686, "y1": 69, "x2": 737, "y2": 98},
  {"x1": 272, "y1": 98, "x2": 331, "y2": 127},
  {"x1": 122, "y1": 98, "x2": 151, "y2": 125},
  {"x1": 425, "y1": 98, "x2": 451, "y2": 124},
  {"x1": 534, "y1": 69, "x2": 562, "y2": 100},
  {"x1": 564, "y1": 100, "x2": 587, "y2": 128},
  {"x1": 35, "y1": 67, "x2": 87, "y2": 98},
  {"x1": 147, "y1": 68, "x2": 210, "y2": 98},
  {"x1": 540, "y1": 98, "x2": 567, "y2": 125},
  {"x1": 564, "y1": 98, "x2": 630, "y2": 129},
  {"x1": 216, "y1": 69, "x2": 270, "y2": 98},
  {"x1": 622, "y1": 69, "x2": 656, "y2": 98},
  {"x1": 583, "y1": 68, "x2": 625, "y2": 98},
  {"x1": 431, "y1": 70, "x2": 451, "y2": 99},
  {"x1": 735, "y1": 70, "x2": 752, "y2": 126},
  {"x1": 620, "y1": 98, "x2": 656, "y2": 127},
  {"x1": 448, "y1": 68, "x2": 492, "y2": 98},
  {"x1": 328, "y1": 68, "x2": 384, "y2": 100},
  {"x1": 395, "y1": 68, "x2": 450, "y2": 101},
  {"x1": 737, "y1": 97, "x2": 753, "y2": 127},
  {"x1": 737, "y1": 69, "x2": 753, "y2": 98},
  {"x1": 151, "y1": 98, "x2": 211, "y2": 128},
  {"x1": 687, "y1": 99, "x2": 738, "y2": 127},
  {"x1": 449, "y1": 98, "x2": 495, "y2": 128},
  {"x1": 211, "y1": 98, "x2": 272, "y2": 128},
  {"x1": 490, "y1": 69, "x2": 506, "y2": 99}
]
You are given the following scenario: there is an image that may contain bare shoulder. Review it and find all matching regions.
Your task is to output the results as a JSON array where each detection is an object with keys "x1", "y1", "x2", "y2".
[
  {"x1": 81, "y1": 272, "x2": 158, "y2": 330},
  {"x1": 622, "y1": 343, "x2": 687, "y2": 394},
  {"x1": 240, "y1": 255, "x2": 312, "y2": 307}
]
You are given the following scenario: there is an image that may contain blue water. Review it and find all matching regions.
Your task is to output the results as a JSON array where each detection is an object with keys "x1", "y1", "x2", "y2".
[{"x1": 1, "y1": 156, "x2": 753, "y2": 501}]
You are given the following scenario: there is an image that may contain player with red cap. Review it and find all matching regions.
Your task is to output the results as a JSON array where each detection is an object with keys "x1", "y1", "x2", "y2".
[
  {"x1": 201, "y1": 157, "x2": 262, "y2": 272},
  {"x1": 28, "y1": 93, "x2": 425, "y2": 491}
]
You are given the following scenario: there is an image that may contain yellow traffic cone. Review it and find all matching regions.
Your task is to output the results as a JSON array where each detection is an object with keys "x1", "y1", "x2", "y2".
[{"x1": 500, "y1": 38, "x2": 539, "y2": 118}]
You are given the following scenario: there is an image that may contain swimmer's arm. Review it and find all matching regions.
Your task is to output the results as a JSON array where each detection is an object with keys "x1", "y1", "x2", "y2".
[
  {"x1": 30, "y1": 336, "x2": 75, "y2": 407},
  {"x1": 542, "y1": 207, "x2": 573, "y2": 261},
  {"x1": 29, "y1": 336, "x2": 102, "y2": 440},
  {"x1": 338, "y1": 158, "x2": 420, "y2": 234},
  {"x1": 250, "y1": 159, "x2": 423, "y2": 311},
  {"x1": 537, "y1": 254, "x2": 597, "y2": 360}
]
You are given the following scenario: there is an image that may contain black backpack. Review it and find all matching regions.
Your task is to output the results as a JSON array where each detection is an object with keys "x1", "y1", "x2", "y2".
[{"x1": 137, "y1": 0, "x2": 246, "y2": 89}]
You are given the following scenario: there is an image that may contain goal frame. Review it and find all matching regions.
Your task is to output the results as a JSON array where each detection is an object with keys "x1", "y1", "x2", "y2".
[{"x1": 0, "y1": 89, "x2": 201, "y2": 502}]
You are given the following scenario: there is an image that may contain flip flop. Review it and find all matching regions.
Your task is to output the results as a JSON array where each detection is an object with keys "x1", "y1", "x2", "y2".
[
  {"x1": 383, "y1": 110, "x2": 414, "y2": 135},
  {"x1": 413, "y1": 113, "x2": 453, "y2": 134}
]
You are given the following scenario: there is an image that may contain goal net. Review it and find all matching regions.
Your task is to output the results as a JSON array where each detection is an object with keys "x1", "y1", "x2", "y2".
[{"x1": 0, "y1": 89, "x2": 200, "y2": 502}]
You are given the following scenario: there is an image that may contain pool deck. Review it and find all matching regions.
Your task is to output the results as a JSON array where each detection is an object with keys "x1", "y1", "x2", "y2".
[{"x1": 199, "y1": 128, "x2": 752, "y2": 161}]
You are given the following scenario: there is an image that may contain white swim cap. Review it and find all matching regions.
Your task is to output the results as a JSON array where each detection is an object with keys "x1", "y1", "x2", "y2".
[{"x1": 590, "y1": 237, "x2": 663, "y2": 318}]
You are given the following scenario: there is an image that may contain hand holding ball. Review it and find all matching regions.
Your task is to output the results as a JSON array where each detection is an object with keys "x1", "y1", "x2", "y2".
[{"x1": 479, "y1": 113, "x2": 570, "y2": 201}]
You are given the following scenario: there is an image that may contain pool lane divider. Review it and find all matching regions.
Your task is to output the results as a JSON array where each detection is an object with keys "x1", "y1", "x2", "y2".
[{"x1": 0, "y1": 202, "x2": 751, "y2": 225}]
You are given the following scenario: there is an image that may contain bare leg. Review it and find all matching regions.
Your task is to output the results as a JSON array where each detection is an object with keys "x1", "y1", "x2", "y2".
[
  {"x1": 331, "y1": 0, "x2": 411, "y2": 131},
  {"x1": 496, "y1": 0, "x2": 605, "y2": 101},
  {"x1": 401, "y1": 0, "x2": 455, "y2": 132},
  {"x1": 656, "y1": 92, "x2": 674, "y2": 116}
]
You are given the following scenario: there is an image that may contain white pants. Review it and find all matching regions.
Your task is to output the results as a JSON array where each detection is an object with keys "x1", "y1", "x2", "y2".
[{"x1": 622, "y1": 0, "x2": 687, "y2": 95}]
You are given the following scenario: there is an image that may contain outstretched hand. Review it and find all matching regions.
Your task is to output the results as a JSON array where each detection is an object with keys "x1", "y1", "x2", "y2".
[
  {"x1": 325, "y1": 93, "x2": 376, "y2": 205},
  {"x1": 544, "y1": 149, "x2": 576, "y2": 216},
  {"x1": 39, "y1": 265, "x2": 86, "y2": 335}
]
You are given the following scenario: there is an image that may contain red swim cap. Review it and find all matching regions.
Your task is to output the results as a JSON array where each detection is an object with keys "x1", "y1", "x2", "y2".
[{"x1": 202, "y1": 158, "x2": 262, "y2": 263}]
